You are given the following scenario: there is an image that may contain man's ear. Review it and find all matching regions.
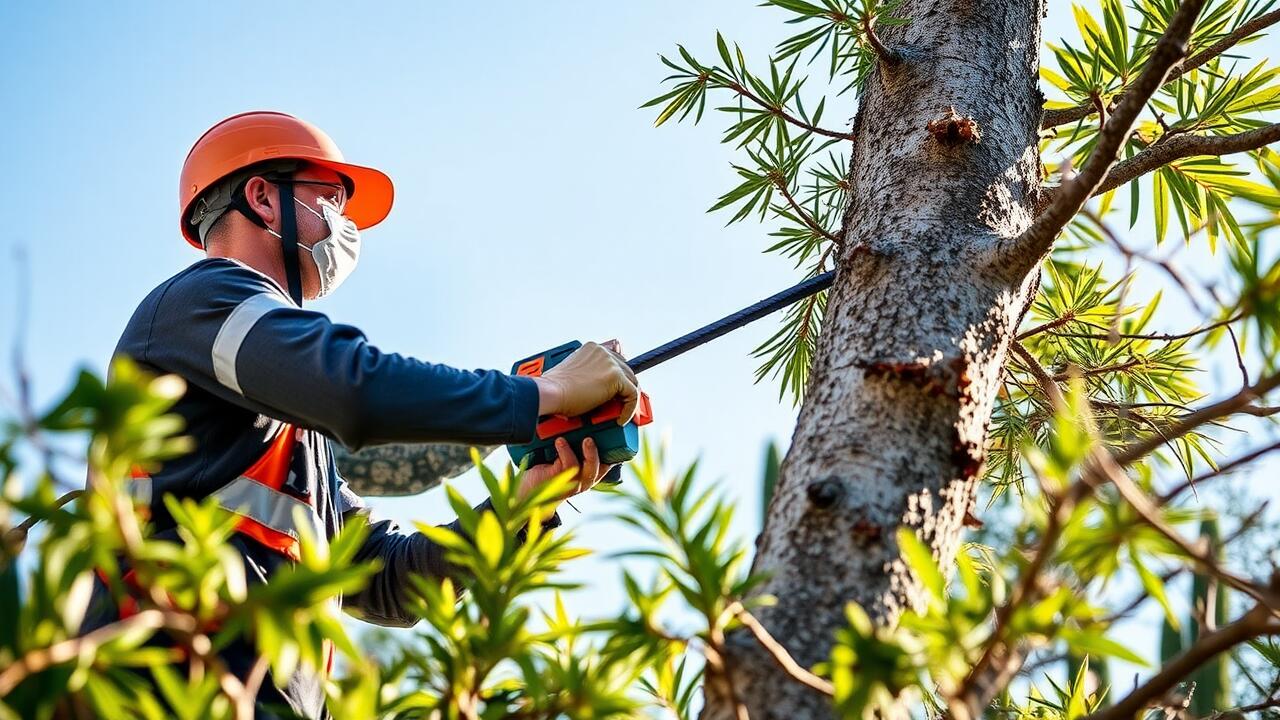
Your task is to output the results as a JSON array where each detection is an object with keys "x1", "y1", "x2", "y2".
[{"x1": 243, "y1": 176, "x2": 278, "y2": 227}]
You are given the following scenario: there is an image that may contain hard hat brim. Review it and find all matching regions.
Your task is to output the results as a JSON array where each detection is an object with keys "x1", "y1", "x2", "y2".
[{"x1": 306, "y1": 158, "x2": 395, "y2": 232}]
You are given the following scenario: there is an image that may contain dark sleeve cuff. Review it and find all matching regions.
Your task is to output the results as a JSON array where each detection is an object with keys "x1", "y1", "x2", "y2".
[
  {"x1": 509, "y1": 374, "x2": 541, "y2": 443},
  {"x1": 514, "y1": 509, "x2": 562, "y2": 546}
]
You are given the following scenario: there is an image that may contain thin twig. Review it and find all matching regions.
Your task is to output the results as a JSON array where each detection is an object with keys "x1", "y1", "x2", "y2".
[
  {"x1": 0, "y1": 609, "x2": 197, "y2": 695},
  {"x1": 1084, "y1": 208, "x2": 1208, "y2": 315},
  {"x1": 1227, "y1": 324, "x2": 1250, "y2": 387},
  {"x1": 1103, "y1": 566, "x2": 1188, "y2": 624},
  {"x1": 1042, "y1": 11, "x2": 1280, "y2": 130},
  {"x1": 727, "y1": 81, "x2": 856, "y2": 141},
  {"x1": 1051, "y1": 358, "x2": 1144, "y2": 382},
  {"x1": 1114, "y1": 370, "x2": 1280, "y2": 467},
  {"x1": 1161, "y1": 441, "x2": 1280, "y2": 505},
  {"x1": 775, "y1": 179, "x2": 842, "y2": 244},
  {"x1": 952, "y1": 345, "x2": 1081, "y2": 720},
  {"x1": 1017, "y1": 313, "x2": 1077, "y2": 340},
  {"x1": 1046, "y1": 314, "x2": 1242, "y2": 342},
  {"x1": 734, "y1": 606, "x2": 835, "y2": 697},
  {"x1": 3, "y1": 489, "x2": 83, "y2": 548},
  {"x1": 1090, "y1": 450, "x2": 1275, "y2": 610}
]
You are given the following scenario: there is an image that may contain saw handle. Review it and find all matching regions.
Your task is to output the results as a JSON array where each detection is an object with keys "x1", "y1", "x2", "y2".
[{"x1": 506, "y1": 341, "x2": 653, "y2": 485}]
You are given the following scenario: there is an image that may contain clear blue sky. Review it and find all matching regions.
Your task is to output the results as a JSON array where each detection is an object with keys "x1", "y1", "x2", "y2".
[{"x1": 3, "y1": 0, "x2": 1276, "y2": 681}]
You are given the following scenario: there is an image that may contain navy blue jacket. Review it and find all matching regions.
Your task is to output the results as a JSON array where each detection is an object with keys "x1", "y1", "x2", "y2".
[{"x1": 85, "y1": 257, "x2": 551, "y2": 719}]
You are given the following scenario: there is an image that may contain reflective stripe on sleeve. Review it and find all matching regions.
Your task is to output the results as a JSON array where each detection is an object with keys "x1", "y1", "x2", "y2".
[
  {"x1": 211, "y1": 475, "x2": 326, "y2": 546},
  {"x1": 211, "y1": 292, "x2": 289, "y2": 395}
]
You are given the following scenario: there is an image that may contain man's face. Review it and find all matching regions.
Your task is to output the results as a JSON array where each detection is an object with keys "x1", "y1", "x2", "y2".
[{"x1": 283, "y1": 165, "x2": 351, "y2": 300}]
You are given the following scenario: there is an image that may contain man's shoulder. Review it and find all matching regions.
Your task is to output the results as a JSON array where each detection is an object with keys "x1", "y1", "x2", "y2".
[
  {"x1": 157, "y1": 258, "x2": 292, "y2": 306},
  {"x1": 117, "y1": 259, "x2": 294, "y2": 355}
]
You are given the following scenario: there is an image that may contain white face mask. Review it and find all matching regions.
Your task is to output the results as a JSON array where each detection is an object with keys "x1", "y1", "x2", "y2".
[{"x1": 271, "y1": 197, "x2": 361, "y2": 298}]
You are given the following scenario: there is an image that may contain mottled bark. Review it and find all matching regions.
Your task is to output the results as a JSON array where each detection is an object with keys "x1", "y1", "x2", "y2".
[
  {"x1": 333, "y1": 442, "x2": 493, "y2": 496},
  {"x1": 704, "y1": 1, "x2": 1047, "y2": 717}
]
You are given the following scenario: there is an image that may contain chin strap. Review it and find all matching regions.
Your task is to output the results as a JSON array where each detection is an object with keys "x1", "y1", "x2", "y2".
[
  {"x1": 227, "y1": 175, "x2": 305, "y2": 306},
  {"x1": 277, "y1": 181, "x2": 303, "y2": 306}
]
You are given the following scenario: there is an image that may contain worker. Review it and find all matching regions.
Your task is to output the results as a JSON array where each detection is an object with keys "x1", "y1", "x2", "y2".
[{"x1": 81, "y1": 111, "x2": 640, "y2": 718}]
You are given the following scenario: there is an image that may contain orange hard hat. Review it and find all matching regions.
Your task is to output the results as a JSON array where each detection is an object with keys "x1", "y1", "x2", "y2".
[{"x1": 179, "y1": 111, "x2": 394, "y2": 249}]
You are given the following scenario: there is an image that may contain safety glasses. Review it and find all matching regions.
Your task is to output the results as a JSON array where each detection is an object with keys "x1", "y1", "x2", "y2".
[{"x1": 265, "y1": 176, "x2": 349, "y2": 213}]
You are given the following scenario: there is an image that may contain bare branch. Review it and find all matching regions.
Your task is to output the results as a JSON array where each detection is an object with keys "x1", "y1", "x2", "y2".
[
  {"x1": 1081, "y1": 607, "x2": 1279, "y2": 720},
  {"x1": 734, "y1": 606, "x2": 835, "y2": 697},
  {"x1": 1091, "y1": 123, "x2": 1280, "y2": 196},
  {"x1": 0, "y1": 609, "x2": 196, "y2": 696},
  {"x1": 1014, "y1": 0, "x2": 1208, "y2": 266},
  {"x1": 1113, "y1": 370, "x2": 1280, "y2": 467},
  {"x1": 1042, "y1": 10, "x2": 1280, "y2": 130}
]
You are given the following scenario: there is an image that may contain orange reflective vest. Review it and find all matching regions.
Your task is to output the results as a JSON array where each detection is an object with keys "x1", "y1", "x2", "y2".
[{"x1": 129, "y1": 422, "x2": 324, "y2": 562}]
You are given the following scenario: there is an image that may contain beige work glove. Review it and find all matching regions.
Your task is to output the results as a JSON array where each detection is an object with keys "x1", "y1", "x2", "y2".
[{"x1": 538, "y1": 340, "x2": 639, "y2": 424}]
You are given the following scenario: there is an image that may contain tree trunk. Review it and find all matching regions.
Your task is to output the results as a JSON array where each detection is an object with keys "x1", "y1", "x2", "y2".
[{"x1": 704, "y1": 1, "x2": 1048, "y2": 717}]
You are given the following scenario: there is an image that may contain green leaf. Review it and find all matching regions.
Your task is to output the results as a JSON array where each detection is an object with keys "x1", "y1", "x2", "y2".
[
  {"x1": 476, "y1": 511, "x2": 504, "y2": 569},
  {"x1": 896, "y1": 528, "x2": 945, "y2": 602},
  {"x1": 1060, "y1": 627, "x2": 1148, "y2": 666}
]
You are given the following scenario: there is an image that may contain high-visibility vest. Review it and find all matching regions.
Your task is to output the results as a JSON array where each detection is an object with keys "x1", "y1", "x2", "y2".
[
  {"x1": 117, "y1": 422, "x2": 336, "y2": 674},
  {"x1": 128, "y1": 422, "x2": 325, "y2": 562}
]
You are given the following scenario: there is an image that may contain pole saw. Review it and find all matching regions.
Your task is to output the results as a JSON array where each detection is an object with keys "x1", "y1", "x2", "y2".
[{"x1": 506, "y1": 270, "x2": 835, "y2": 482}]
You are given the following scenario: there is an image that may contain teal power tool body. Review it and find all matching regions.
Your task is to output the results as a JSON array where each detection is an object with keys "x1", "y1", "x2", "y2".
[{"x1": 506, "y1": 270, "x2": 836, "y2": 483}]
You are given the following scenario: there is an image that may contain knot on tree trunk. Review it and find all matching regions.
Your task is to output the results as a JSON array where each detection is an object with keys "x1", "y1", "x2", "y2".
[
  {"x1": 927, "y1": 106, "x2": 982, "y2": 147},
  {"x1": 805, "y1": 477, "x2": 845, "y2": 509}
]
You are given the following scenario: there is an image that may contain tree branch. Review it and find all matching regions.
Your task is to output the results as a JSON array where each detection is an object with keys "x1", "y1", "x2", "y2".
[
  {"x1": 0, "y1": 609, "x2": 196, "y2": 696},
  {"x1": 1090, "y1": 449, "x2": 1274, "y2": 609},
  {"x1": 733, "y1": 606, "x2": 835, "y2": 697},
  {"x1": 1017, "y1": 312, "x2": 1077, "y2": 340},
  {"x1": 965, "y1": 343, "x2": 1279, "y2": 719},
  {"x1": 727, "y1": 81, "x2": 856, "y2": 141},
  {"x1": 1042, "y1": 10, "x2": 1280, "y2": 130},
  {"x1": 1113, "y1": 369, "x2": 1280, "y2": 467},
  {"x1": 952, "y1": 345, "x2": 1079, "y2": 720},
  {"x1": 1080, "y1": 607, "x2": 1279, "y2": 720},
  {"x1": 1090, "y1": 123, "x2": 1280, "y2": 196},
  {"x1": 3, "y1": 489, "x2": 82, "y2": 549},
  {"x1": 861, "y1": 2, "x2": 900, "y2": 66},
  {"x1": 1013, "y1": 0, "x2": 1208, "y2": 266},
  {"x1": 1051, "y1": 358, "x2": 1143, "y2": 382}
]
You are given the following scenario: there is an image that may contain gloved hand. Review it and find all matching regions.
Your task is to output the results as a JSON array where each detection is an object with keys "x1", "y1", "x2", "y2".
[{"x1": 535, "y1": 340, "x2": 639, "y2": 425}]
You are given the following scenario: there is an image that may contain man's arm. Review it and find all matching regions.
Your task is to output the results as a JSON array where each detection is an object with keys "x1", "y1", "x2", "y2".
[
  {"x1": 335, "y1": 479, "x2": 559, "y2": 628},
  {"x1": 144, "y1": 262, "x2": 541, "y2": 450},
  {"x1": 330, "y1": 442, "x2": 496, "y2": 496}
]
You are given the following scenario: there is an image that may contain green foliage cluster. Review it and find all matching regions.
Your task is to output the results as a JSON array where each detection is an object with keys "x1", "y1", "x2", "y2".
[
  {"x1": 1, "y1": 362, "x2": 771, "y2": 718},
  {"x1": 7, "y1": 357, "x2": 1276, "y2": 718},
  {"x1": 4, "y1": 0, "x2": 1280, "y2": 717}
]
